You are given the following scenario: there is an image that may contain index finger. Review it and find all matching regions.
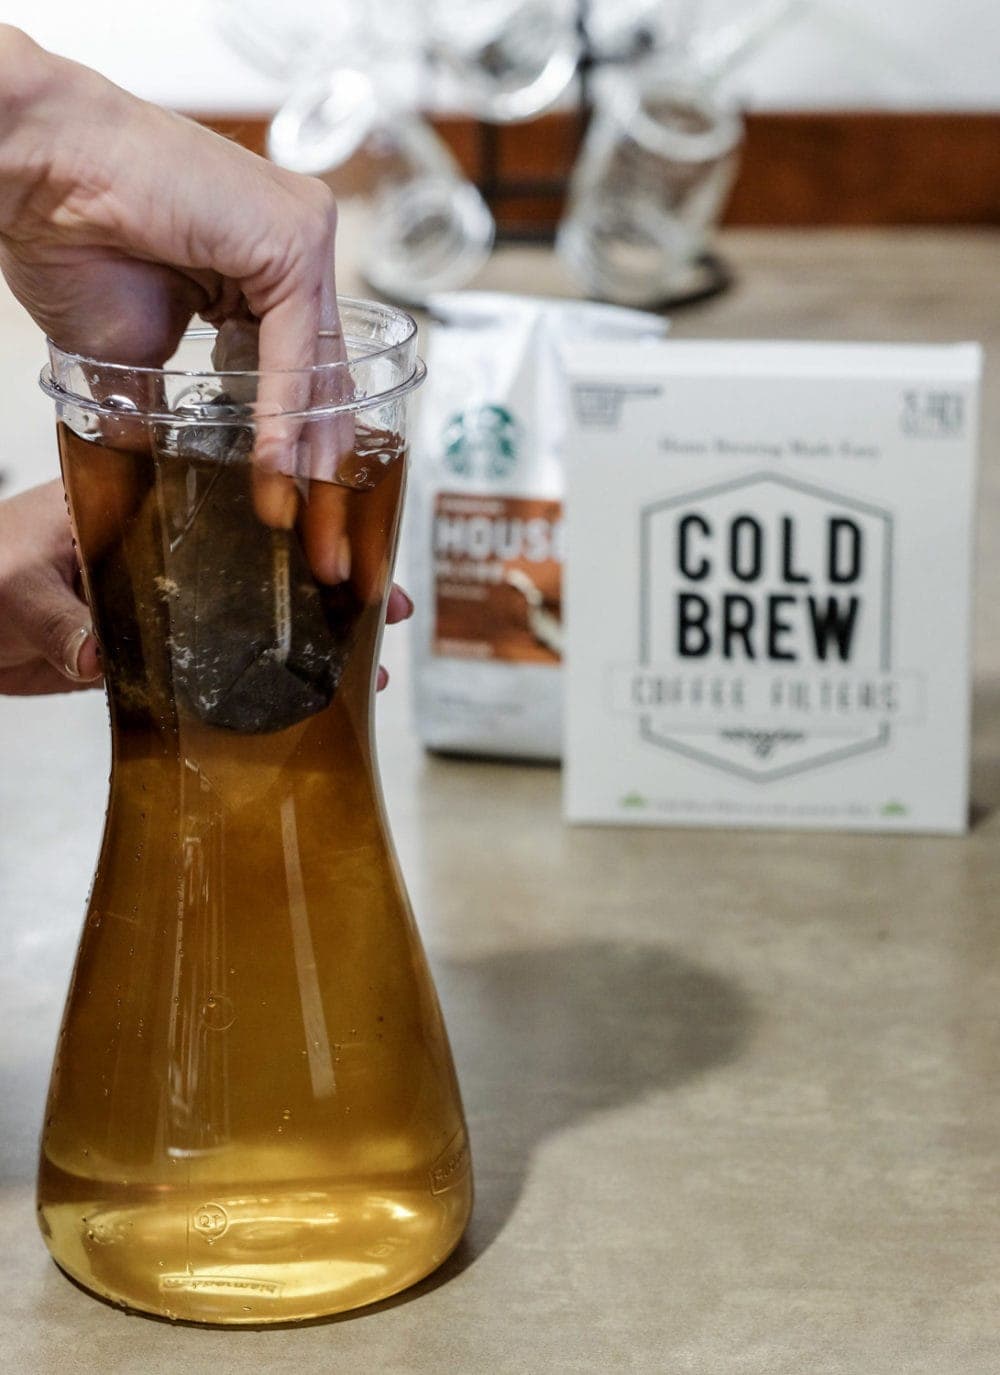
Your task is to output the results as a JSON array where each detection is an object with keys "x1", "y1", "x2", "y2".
[
  {"x1": 249, "y1": 180, "x2": 343, "y2": 518},
  {"x1": 251, "y1": 290, "x2": 321, "y2": 529}
]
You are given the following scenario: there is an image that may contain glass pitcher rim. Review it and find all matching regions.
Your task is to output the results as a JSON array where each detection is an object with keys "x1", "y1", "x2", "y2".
[{"x1": 39, "y1": 296, "x2": 425, "y2": 424}]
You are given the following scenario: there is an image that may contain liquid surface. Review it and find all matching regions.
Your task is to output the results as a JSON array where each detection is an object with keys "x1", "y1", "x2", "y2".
[{"x1": 39, "y1": 421, "x2": 471, "y2": 1323}]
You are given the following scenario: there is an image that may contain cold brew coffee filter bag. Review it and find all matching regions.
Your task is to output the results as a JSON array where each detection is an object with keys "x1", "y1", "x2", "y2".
[
  {"x1": 409, "y1": 293, "x2": 666, "y2": 759},
  {"x1": 105, "y1": 322, "x2": 370, "y2": 736}
]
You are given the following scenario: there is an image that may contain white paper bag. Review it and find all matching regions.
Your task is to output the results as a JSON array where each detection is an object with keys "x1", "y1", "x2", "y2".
[{"x1": 408, "y1": 292, "x2": 666, "y2": 760}]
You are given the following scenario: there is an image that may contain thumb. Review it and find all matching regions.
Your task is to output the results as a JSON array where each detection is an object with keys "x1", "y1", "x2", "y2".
[{"x1": 18, "y1": 574, "x2": 101, "y2": 683}]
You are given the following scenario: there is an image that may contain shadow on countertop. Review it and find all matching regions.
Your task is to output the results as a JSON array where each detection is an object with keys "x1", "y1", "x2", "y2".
[{"x1": 407, "y1": 937, "x2": 754, "y2": 1302}]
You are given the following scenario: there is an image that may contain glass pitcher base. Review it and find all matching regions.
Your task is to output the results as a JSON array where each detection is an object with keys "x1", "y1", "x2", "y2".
[{"x1": 39, "y1": 1180, "x2": 472, "y2": 1324}]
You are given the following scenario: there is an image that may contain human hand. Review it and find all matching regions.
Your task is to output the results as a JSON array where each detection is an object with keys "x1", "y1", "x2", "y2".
[
  {"x1": 0, "y1": 480, "x2": 99, "y2": 694},
  {"x1": 0, "y1": 25, "x2": 414, "y2": 681},
  {"x1": 0, "y1": 481, "x2": 412, "y2": 696},
  {"x1": 0, "y1": 24, "x2": 344, "y2": 532}
]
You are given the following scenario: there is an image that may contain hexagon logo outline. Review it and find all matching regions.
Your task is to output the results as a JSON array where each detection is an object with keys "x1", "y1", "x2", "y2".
[{"x1": 638, "y1": 471, "x2": 894, "y2": 782}]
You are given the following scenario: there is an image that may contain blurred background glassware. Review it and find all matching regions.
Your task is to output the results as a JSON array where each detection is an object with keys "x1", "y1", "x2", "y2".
[
  {"x1": 268, "y1": 67, "x2": 382, "y2": 173},
  {"x1": 582, "y1": 0, "x2": 688, "y2": 65},
  {"x1": 268, "y1": 74, "x2": 495, "y2": 307},
  {"x1": 213, "y1": 0, "x2": 357, "y2": 82},
  {"x1": 425, "y1": 0, "x2": 581, "y2": 122},
  {"x1": 218, "y1": 0, "x2": 815, "y2": 308},
  {"x1": 214, "y1": 0, "x2": 428, "y2": 98},
  {"x1": 555, "y1": 70, "x2": 742, "y2": 307},
  {"x1": 361, "y1": 147, "x2": 496, "y2": 306},
  {"x1": 684, "y1": 0, "x2": 810, "y2": 86}
]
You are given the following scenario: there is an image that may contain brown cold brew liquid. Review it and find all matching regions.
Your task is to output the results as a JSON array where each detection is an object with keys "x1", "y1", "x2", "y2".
[{"x1": 38, "y1": 422, "x2": 471, "y2": 1324}]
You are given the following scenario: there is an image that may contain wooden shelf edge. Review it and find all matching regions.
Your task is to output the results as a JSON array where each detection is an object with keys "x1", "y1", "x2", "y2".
[{"x1": 192, "y1": 109, "x2": 1000, "y2": 230}]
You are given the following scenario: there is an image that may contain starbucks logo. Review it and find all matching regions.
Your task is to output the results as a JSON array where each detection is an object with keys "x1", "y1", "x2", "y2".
[{"x1": 443, "y1": 404, "x2": 521, "y2": 479}]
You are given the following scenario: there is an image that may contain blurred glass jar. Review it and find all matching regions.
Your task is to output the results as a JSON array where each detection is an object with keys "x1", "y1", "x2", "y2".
[
  {"x1": 269, "y1": 71, "x2": 495, "y2": 306},
  {"x1": 360, "y1": 119, "x2": 495, "y2": 305},
  {"x1": 583, "y1": 0, "x2": 677, "y2": 62},
  {"x1": 427, "y1": 0, "x2": 580, "y2": 122},
  {"x1": 556, "y1": 74, "x2": 743, "y2": 307}
]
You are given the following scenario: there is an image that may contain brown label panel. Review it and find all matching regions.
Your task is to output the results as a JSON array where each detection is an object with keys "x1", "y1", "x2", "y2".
[{"x1": 432, "y1": 492, "x2": 563, "y2": 664}]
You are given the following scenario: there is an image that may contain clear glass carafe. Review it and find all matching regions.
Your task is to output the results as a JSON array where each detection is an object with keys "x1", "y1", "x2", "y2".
[{"x1": 36, "y1": 300, "x2": 472, "y2": 1324}]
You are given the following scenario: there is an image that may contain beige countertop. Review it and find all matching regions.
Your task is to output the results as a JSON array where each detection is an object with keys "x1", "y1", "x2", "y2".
[{"x1": 2, "y1": 229, "x2": 1000, "y2": 1373}]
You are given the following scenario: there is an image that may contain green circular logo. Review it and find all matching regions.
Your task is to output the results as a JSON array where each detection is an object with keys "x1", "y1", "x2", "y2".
[{"x1": 442, "y1": 404, "x2": 521, "y2": 479}]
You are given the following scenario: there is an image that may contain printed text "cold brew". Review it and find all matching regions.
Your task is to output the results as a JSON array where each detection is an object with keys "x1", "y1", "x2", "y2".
[{"x1": 674, "y1": 513, "x2": 863, "y2": 662}]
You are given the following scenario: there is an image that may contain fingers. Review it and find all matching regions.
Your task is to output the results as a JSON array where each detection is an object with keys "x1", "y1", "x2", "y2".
[
  {"x1": 250, "y1": 184, "x2": 340, "y2": 528},
  {"x1": 0, "y1": 480, "x2": 103, "y2": 695},
  {"x1": 41, "y1": 607, "x2": 101, "y2": 685},
  {"x1": 385, "y1": 584, "x2": 414, "y2": 624},
  {"x1": 374, "y1": 590, "x2": 414, "y2": 693},
  {"x1": 294, "y1": 243, "x2": 358, "y2": 585},
  {"x1": 192, "y1": 272, "x2": 248, "y2": 330},
  {"x1": 0, "y1": 658, "x2": 101, "y2": 696},
  {"x1": 302, "y1": 481, "x2": 351, "y2": 586},
  {"x1": 249, "y1": 184, "x2": 356, "y2": 540},
  {"x1": 12, "y1": 576, "x2": 102, "y2": 688},
  {"x1": 249, "y1": 297, "x2": 352, "y2": 533},
  {"x1": 209, "y1": 313, "x2": 300, "y2": 530},
  {"x1": 244, "y1": 295, "x2": 310, "y2": 529},
  {"x1": 61, "y1": 624, "x2": 101, "y2": 681},
  {"x1": 307, "y1": 258, "x2": 355, "y2": 484},
  {"x1": 210, "y1": 316, "x2": 260, "y2": 387}
]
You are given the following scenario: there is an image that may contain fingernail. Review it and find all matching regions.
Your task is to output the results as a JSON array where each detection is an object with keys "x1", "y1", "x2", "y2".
[
  {"x1": 63, "y1": 626, "x2": 98, "y2": 681},
  {"x1": 397, "y1": 587, "x2": 414, "y2": 618},
  {"x1": 255, "y1": 473, "x2": 298, "y2": 530},
  {"x1": 376, "y1": 666, "x2": 389, "y2": 691},
  {"x1": 337, "y1": 534, "x2": 352, "y2": 584}
]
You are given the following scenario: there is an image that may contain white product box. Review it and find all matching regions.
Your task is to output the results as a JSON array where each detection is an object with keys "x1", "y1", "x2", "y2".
[{"x1": 563, "y1": 341, "x2": 981, "y2": 833}]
